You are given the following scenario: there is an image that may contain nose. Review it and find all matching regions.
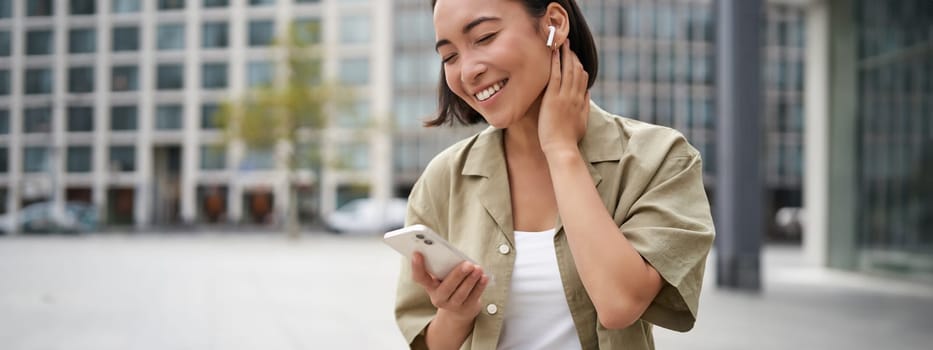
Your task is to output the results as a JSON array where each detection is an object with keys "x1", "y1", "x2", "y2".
[{"x1": 460, "y1": 53, "x2": 487, "y2": 84}]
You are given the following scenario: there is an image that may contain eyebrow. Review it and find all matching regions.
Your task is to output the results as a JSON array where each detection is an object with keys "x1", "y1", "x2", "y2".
[{"x1": 434, "y1": 16, "x2": 502, "y2": 52}]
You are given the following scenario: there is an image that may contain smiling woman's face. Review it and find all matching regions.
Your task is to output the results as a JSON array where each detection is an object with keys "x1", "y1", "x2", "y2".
[{"x1": 433, "y1": 0, "x2": 553, "y2": 129}]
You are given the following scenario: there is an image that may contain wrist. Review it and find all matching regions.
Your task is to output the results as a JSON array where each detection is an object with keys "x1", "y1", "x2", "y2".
[
  {"x1": 436, "y1": 307, "x2": 478, "y2": 326},
  {"x1": 543, "y1": 145, "x2": 583, "y2": 164}
]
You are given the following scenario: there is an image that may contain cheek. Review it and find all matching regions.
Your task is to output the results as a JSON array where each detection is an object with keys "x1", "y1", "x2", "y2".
[{"x1": 444, "y1": 66, "x2": 466, "y2": 97}]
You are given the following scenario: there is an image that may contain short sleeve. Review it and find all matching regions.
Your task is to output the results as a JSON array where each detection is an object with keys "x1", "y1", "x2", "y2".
[{"x1": 620, "y1": 151, "x2": 715, "y2": 332}]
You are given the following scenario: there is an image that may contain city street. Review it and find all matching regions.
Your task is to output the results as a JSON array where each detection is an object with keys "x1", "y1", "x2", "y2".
[{"x1": 1, "y1": 232, "x2": 931, "y2": 350}]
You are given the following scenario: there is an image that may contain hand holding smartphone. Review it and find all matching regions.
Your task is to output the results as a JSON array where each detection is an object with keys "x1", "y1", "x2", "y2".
[{"x1": 384, "y1": 225, "x2": 490, "y2": 282}]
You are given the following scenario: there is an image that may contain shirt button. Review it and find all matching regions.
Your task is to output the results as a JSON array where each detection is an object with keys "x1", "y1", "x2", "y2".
[
  {"x1": 486, "y1": 303, "x2": 498, "y2": 315},
  {"x1": 498, "y1": 244, "x2": 511, "y2": 255}
]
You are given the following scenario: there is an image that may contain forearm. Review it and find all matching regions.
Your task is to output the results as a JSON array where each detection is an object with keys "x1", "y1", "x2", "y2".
[
  {"x1": 424, "y1": 309, "x2": 475, "y2": 350},
  {"x1": 545, "y1": 148, "x2": 662, "y2": 326}
]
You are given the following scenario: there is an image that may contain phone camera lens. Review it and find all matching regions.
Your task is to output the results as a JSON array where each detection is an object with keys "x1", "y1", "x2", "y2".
[
  {"x1": 424, "y1": 239, "x2": 434, "y2": 245},
  {"x1": 416, "y1": 234, "x2": 425, "y2": 240}
]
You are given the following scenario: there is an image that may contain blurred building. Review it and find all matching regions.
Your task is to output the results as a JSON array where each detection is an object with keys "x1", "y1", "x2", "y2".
[
  {"x1": 0, "y1": 0, "x2": 394, "y2": 228},
  {"x1": 805, "y1": 0, "x2": 932, "y2": 280},
  {"x1": 389, "y1": 0, "x2": 807, "y2": 240}
]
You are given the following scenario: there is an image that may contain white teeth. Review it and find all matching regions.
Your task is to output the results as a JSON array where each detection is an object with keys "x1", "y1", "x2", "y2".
[{"x1": 475, "y1": 80, "x2": 506, "y2": 101}]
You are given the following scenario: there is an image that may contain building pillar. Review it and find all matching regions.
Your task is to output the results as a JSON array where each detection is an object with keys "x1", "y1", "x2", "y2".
[
  {"x1": 715, "y1": 0, "x2": 763, "y2": 291},
  {"x1": 826, "y1": 0, "x2": 859, "y2": 270},
  {"x1": 134, "y1": 0, "x2": 156, "y2": 229},
  {"x1": 803, "y1": 0, "x2": 830, "y2": 267}
]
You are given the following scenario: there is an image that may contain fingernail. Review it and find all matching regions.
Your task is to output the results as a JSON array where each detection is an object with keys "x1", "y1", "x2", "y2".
[{"x1": 462, "y1": 264, "x2": 472, "y2": 273}]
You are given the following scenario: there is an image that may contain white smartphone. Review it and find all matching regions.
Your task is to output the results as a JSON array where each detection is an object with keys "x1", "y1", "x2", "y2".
[{"x1": 384, "y1": 224, "x2": 486, "y2": 281}]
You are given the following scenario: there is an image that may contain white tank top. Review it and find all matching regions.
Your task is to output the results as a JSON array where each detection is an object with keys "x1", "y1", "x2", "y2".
[{"x1": 497, "y1": 228, "x2": 582, "y2": 350}]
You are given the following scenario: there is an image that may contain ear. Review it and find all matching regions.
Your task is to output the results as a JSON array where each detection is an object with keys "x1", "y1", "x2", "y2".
[{"x1": 542, "y1": 3, "x2": 570, "y2": 48}]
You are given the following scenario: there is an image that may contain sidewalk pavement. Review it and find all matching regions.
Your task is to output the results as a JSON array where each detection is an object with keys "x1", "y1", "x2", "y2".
[{"x1": 0, "y1": 232, "x2": 930, "y2": 350}]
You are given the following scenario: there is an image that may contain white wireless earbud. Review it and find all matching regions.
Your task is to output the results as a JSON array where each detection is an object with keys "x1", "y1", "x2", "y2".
[{"x1": 546, "y1": 25, "x2": 556, "y2": 47}]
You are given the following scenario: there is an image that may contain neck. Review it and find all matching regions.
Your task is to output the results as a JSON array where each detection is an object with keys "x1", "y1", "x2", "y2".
[{"x1": 503, "y1": 97, "x2": 545, "y2": 158}]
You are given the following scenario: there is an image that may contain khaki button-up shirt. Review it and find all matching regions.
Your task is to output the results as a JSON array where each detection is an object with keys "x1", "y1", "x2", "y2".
[{"x1": 395, "y1": 102, "x2": 715, "y2": 350}]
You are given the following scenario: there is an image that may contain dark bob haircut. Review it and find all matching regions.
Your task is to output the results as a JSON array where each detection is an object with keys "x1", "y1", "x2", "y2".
[{"x1": 425, "y1": 0, "x2": 599, "y2": 127}]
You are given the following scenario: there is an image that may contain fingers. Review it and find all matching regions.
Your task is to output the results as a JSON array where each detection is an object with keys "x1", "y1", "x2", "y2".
[
  {"x1": 410, "y1": 252, "x2": 439, "y2": 290},
  {"x1": 447, "y1": 266, "x2": 485, "y2": 306},
  {"x1": 560, "y1": 41, "x2": 575, "y2": 94},
  {"x1": 433, "y1": 261, "x2": 475, "y2": 303},
  {"x1": 547, "y1": 47, "x2": 561, "y2": 94}
]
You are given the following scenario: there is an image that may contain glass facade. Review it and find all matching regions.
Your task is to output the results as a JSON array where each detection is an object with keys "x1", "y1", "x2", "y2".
[
  {"x1": 156, "y1": 105, "x2": 183, "y2": 130},
  {"x1": 340, "y1": 15, "x2": 370, "y2": 44},
  {"x1": 0, "y1": 70, "x2": 8, "y2": 95},
  {"x1": 69, "y1": 29, "x2": 96, "y2": 53},
  {"x1": 112, "y1": 0, "x2": 140, "y2": 13},
  {"x1": 111, "y1": 106, "x2": 138, "y2": 131},
  {"x1": 113, "y1": 27, "x2": 140, "y2": 52},
  {"x1": 0, "y1": 31, "x2": 9, "y2": 56},
  {"x1": 249, "y1": 20, "x2": 275, "y2": 47},
  {"x1": 25, "y1": 68, "x2": 53, "y2": 95},
  {"x1": 68, "y1": 106, "x2": 94, "y2": 132},
  {"x1": 854, "y1": 0, "x2": 933, "y2": 276},
  {"x1": 67, "y1": 146, "x2": 92, "y2": 173},
  {"x1": 23, "y1": 147, "x2": 48, "y2": 173},
  {"x1": 24, "y1": 107, "x2": 52, "y2": 133},
  {"x1": 28, "y1": 0, "x2": 54, "y2": 17},
  {"x1": 158, "y1": 24, "x2": 185, "y2": 51},
  {"x1": 339, "y1": 58, "x2": 369, "y2": 85},
  {"x1": 69, "y1": 66, "x2": 95, "y2": 93},
  {"x1": 200, "y1": 145, "x2": 226, "y2": 170},
  {"x1": 157, "y1": 64, "x2": 184, "y2": 90},
  {"x1": 202, "y1": 22, "x2": 229, "y2": 49},
  {"x1": 71, "y1": 0, "x2": 96, "y2": 15},
  {"x1": 112, "y1": 66, "x2": 139, "y2": 91},
  {"x1": 201, "y1": 104, "x2": 220, "y2": 129},
  {"x1": 27, "y1": 30, "x2": 54, "y2": 56},
  {"x1": 247, "y1": 61, "x2": 274, "y2": 87},
  {"x1": 109, "y1": 146, "x2": 135, "y2": 172},
  {"x1": 202, "y1": 63, "x2": 228, "y2": 89}
]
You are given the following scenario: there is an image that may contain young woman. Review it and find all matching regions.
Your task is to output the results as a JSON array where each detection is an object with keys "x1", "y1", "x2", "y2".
[{"x1": 395, "y1": 0, "x2": 715, "y2": 349}]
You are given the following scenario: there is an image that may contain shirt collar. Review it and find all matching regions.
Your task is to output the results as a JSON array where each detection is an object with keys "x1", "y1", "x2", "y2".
[{"x1": 462, "y1": 100, "x2": 623, "y2": 178}]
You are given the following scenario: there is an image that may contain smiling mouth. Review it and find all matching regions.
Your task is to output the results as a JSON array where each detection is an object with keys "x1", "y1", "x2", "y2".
[{"x1": 475, "y1": 79, "x2": 508, "y2": 102}]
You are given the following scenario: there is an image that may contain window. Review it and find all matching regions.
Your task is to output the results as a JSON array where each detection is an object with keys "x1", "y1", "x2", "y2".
[
  {"x1": 67, "y1": 146, "x2": 92, "y2": 173},
  {"x1": 296, "y1": 0, "x2": 321, "y2": 3},
  {"x1": 25, "y1": 68, "x2": 53, "y2": 95},
  {"x1": 336, "y1": 100, "x2": 369, "y2": 128},
  {"x1": 71, "y1": 0, "x2": 95, "y2": 15},
  {"x1": 24, "y1": 107, "x2": 52, "y2": 133},
  {"x1": 69, "y1": 67, "x2": 94, "y2": 93},
  {"x1": 340, "y1": 15, "x2": 370, "y2": 44},
  {"x1": 155, "y1": 105, "x2": 182, "y2": 130},
  {"x1": 113, "y1": 27, "x2": 139, "y2": 51},
  {"x1": 27, "y1": 30, "x2": 54, "y2": 55},
  {"x1": 112, "y1": 0, "x2": 140, "y2": 13},
  {"x1": 249, "y1": 20, "x2": 275, "y2": 47},
  {"x1": 0, "y1": 31, "x2": 10, "y2": 56},
  {"x1": 0, "y1": 0, "x2": 9, "y2": 18},
  {"x1": 200, "y1": 145, "x2": 226, "y2": 170},
  {"x1": 112, "y1": 66, "x2": 138, "y2": 91},
  {"x1": 0, "y1": 109, "x2": 8, "y2": 134},
  {"x1": 159, "y1": 0, "x2": 185, "y2": 10},
  {"x1": 109, "y1": 146, "x2": 135, "y2": 172},
  {"x1": 68, "y1": 106, "x2": 94, "y2": 132},
  {"x1": 240, "y1": 147, "x2": 274, "y2": 170},
  {"x1": 201, "y1": 104, "x2": 220, "y2": 129},
  {"x1": 69, "y1": 29, "x2": 96, "y2": 53},
  {"x1": 339, "y1": 58, "x2": 369, "y2": 85},
  {"x1": 293, "y1": 18, "x2": 322, "y2": 44},
  {"x1": 202, "y1": 22, "x2": 229, "y2": 48},
  {"x1": 202, "y1": 63, "x2": 228, "y2": 89},
  {"x1": 28, "y1": 0, "x2": 53, "y2": 16},
  {"x1": 250, "y1": 0, "x2": 275, "y2": 6},
  {"x1": 111, "y1": 106, "x2": 137, "y2": 131},
  {"x1": 0, "y1": 70, "x2": 8, "y2": 95},
  {"x1": 247, "y1": 61, "x2": 274, "y2": 87},
  {"x1": 157, "y1": 64, "x2": 184, "y2": 90},
  {"x1": 24, "y1": 147, "x2": 49, "y2": 173},
  {"x1": 0, "y1": 147, "x2": 6, "y2": 173},
  {"x1": 157, "y1": 24, "x2": 185, "y2": 50},
  {"x1": 204, "y1": 0, "x2": 228, "y2": 7},
  {"x1": 337, "y1": 142, "x2": 369, "y2": 171}
]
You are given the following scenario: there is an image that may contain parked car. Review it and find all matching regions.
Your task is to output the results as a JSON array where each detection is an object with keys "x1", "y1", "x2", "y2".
[
  {"x1": 0, "y1": 201, "x2": 99, "y2": 234},
  {"x1": 325, "y1": 198, "x2": 408, "y2": 234}
]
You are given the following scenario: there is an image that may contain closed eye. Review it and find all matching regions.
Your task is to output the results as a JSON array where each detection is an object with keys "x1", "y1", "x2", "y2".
[
  {"x1": 442, "y1": 53, "x2": 458, "y2": 64},
  {"x1": 476, "y1": 32, "x2": 497, "y2": 44}
]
